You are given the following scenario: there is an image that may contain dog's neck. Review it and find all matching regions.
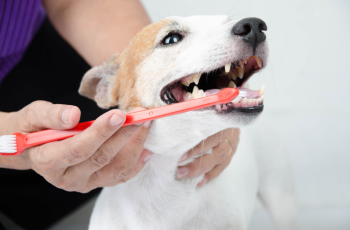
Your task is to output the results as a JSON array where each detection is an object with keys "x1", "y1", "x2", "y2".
[{"x1": 116, "y1": 113, "x2": 228, "y2": 222}]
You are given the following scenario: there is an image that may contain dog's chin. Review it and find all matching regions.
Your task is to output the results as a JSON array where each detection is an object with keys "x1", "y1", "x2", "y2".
[{"x1": 198, "y1": 105, "x2": 263, "y2": 127}]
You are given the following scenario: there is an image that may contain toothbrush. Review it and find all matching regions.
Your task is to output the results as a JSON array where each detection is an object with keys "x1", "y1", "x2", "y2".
[{"x1": 0, "y1": 88, "x2": 245, "y2": 156}]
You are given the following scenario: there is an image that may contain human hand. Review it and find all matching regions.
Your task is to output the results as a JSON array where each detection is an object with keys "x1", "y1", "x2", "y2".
[
  {"x1": 0, "y1": 101, "x2": 152, "y2": 193},
  {"x1": 176, "y1": 128, "x2": 240, "y2": 186}
]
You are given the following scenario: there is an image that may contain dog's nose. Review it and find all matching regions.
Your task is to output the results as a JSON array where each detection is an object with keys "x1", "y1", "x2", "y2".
[{"x1": 232, "y1": 17, "x2": 267, "y2": 48}]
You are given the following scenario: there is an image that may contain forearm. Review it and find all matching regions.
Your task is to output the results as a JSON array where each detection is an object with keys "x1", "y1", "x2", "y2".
[
  {"x1": 0, "y1": 112, "x2": 16, "y2": 136},
  {"x1": 0, "y1": 111, "x2": 29, "y2": 169},
  {"x1": 43, "y1": 0, "x2": 151, "y2": 66}
]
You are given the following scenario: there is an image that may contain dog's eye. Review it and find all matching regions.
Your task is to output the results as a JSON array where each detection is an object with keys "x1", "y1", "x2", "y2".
[{"x1": 162, "y1": 34, "x2": 182, "y2": 45}]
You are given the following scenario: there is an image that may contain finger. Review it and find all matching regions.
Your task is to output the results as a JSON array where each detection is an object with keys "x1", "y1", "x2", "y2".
[
  {"x1": 15, "y1": 101, "x2": 81, "y2": 133},
  {"x1": 71, "y1": 107, "x2": 149, "y2": 174},
  {"x1": 226, "y1": 128, "x2": 240, "y2": 149},
  {"x1": 31, "y1": 109, "x2": 126, "y2": 171},
  {"x1": 176, "y1": 139, "x2": 232, "y2": 179},
  {"x1": 178, "y1": 128, "x2": 233, "y2": 164},
  {"x1": 103, "y1": 149, "x2": 153, "y2": 187},
  {"x1": 87, "y1": 121, "x2": 152, "y2": 188},
  {"x1": 198, "y1": 156, "x2": 231, "y2": 187},
  {"x1": 197, "y1": 129, "x2": 240, "y2": 187}
]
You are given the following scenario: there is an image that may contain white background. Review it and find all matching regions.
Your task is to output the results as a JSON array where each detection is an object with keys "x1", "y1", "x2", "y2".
[{"x1": 1, "y1": 0, "x2": 349, "y2": 229}]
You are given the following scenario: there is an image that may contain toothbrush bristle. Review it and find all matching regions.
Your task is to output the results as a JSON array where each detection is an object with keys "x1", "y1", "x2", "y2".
[
  {"x1": 0, "y1": 135, "x2": 17, "y2": 154},
  {"x1": 238, "y1": 91, "x2": 247, "y2": 97},
  {"x1": 231, "y1": 90, "x2": 247, "y2": 102}
]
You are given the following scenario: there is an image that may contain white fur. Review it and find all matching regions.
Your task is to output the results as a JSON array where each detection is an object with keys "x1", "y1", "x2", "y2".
[{"x1": 85, "y1": 15, "x2": 297, "y2": 230}]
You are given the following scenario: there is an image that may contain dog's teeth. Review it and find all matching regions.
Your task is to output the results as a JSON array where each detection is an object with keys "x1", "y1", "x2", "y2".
[
  {"x1": 243, "y1": 57, "x2": 248, "y2": 64},
  {"x1": 193, "y1": 73, "x2": 201, "y2": 85},
  {"x1": 181, "y1": 77, "x2": 191, "y2": 86},
  {"x1": 192, "y1": 85, "x2": 199, "y2": 97},
  {"x1": 228, "y1": 71, "x2": 237, "y2": 81},
  {"x1": 236, "y1": 66, "x2": 244, "y2": 79},
  {"x1": 259, "y1": 84, "x2": 265, "y2": 95},
  {"x1": 228, "y1": 81, "x2": 236, "y2": 88},
  {"x1": 186, "y1": 92, "x2": 192, "y2": 99},
  {"x1": 182, "y1": 73, "x2": 201, "y2": 86},
  {"x1": 225, "y1": 63, "x2": 231, "y2": 73},
  {"x1": 241, "y1": 98, "x2": 248, "y2": 106},
  {"x1": 192, "y1": 87, "x2": 205, "y2": 99},
  {"x1": 253, "y1": 56, "x2": 263, "y2": 68},
  {"x1": 239, "y1": 61, "x2": 244, "y2": 69}
]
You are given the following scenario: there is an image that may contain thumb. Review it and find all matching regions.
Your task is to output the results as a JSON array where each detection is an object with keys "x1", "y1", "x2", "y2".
[{"x1": 14, "y1": 101, "x2": 81, "y2": 133}]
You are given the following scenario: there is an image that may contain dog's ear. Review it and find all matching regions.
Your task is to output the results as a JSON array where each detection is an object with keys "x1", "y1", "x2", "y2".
[{"x1": 79, "y1": 55, "x2": 119, "y2": 109}]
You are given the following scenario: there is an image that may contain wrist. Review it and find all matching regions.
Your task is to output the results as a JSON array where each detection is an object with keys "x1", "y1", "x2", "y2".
[
  {"x1": 0, "y1": 111, "x2": 17, "y2": 135},
  {"x1": 0, "y1": 154, "x2": 31, "y2": 170},
  {"x1": 0, "y1": 111, "x2": 31, "y2": 170}
]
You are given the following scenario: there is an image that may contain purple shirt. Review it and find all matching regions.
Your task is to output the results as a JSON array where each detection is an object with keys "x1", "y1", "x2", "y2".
[{"x1": 0, "y1": 0, "x2": 45, "y2": 85}]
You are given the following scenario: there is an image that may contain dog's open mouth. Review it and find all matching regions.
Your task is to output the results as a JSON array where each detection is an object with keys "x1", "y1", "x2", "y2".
[{"x1": 160, "y1": 55, "x2": 265, "y2": 113}]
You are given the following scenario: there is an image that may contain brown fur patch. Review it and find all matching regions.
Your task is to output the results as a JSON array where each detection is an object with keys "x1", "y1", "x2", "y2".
[{"x1": 109, "y1": 19, "x2": 170, "y2": 112}]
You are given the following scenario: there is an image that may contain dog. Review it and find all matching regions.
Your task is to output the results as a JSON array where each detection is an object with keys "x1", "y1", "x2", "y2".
[{"x1": 79, "y1": 15, "x2": 298, "y2": 230}]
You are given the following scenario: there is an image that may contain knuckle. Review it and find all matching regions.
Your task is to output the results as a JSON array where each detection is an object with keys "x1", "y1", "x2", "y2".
[
  {"x1": 119, "y1": 128, "x2": 134, "y2": 140},
  {"x1": 56, "y1": 179, "x2": 74, "y2": 191},
  {"x1": 90, "y1": 147, "x2": 113, "y2": 168},
  {"x1": 21, "y1": 101, "x2": 52, "y2": 132},
  {"x1": 114, "y1": 164, "x2": 134, "y2": 183},
  {"x1": 45, "y1": 105, "x2": 57, "y2": 126},
  {"x1": 33, "y1": 148, "x2": 55, "y2": 174},
  {"x1": 22, "y1": 107, "x2": 36, "y2": 131},
  {"x1": 68, "y1": 143, "x2": 85, "y2": 162},
  {"x1": 93, "y1": 127, "x2": 109, "y2": 139},
  {"x1": 217, "y1": 145, "x2": 228, "y2": 162},
  {"x1": 77, "y1": 187, "x2": 90, "y2": 194},
  {"x1": 133, "y1": 135, "x2": 147, "y2": 146}
]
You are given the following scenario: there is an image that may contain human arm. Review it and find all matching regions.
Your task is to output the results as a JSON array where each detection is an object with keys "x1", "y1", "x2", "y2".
[{"x1": 43, "y1": 0, "x2": 151, "y2": 66}]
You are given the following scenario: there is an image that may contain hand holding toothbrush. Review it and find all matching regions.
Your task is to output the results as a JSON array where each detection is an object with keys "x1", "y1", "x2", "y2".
[
  {"x1": 0, "y1": 101, "x2": 153, "y2": 193},
  {"x1": 0, "y1": 88, "x2": 242, "y2": 192}
]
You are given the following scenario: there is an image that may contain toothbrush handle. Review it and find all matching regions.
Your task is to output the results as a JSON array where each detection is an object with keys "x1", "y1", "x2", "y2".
[{"x1": 14, "y1": 88, "x2": 239, "y2": 155}]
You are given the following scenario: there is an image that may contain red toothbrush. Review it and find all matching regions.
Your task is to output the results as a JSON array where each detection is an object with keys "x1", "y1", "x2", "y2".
[{"x1": 0, "y1": 88, "x2": 242, "y2": 156}]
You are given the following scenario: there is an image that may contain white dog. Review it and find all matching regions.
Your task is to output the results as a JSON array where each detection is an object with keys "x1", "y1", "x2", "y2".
[{"x1": 79, "y1": 15, "x2": 298, "y2": 230}]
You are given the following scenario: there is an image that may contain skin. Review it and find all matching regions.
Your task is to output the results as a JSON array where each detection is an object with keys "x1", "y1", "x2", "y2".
[{"x1": 0, "y1": 0, "x2": 240, "y2": 191}]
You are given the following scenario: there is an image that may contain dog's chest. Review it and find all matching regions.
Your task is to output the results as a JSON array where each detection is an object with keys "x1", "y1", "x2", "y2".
[{"x1": 89, "y1": 129, "x2": 259, "y2": 230}]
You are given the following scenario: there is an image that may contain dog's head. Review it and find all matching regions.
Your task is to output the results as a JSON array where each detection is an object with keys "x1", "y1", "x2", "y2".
[{"x1": 79, "y1": 15, "x2": 268, "y2": 129}]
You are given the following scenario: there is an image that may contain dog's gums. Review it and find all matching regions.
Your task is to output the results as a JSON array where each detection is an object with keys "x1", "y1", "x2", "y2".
[{"x1": 161, "y1": 55, "x2": 265, "y2": 112}]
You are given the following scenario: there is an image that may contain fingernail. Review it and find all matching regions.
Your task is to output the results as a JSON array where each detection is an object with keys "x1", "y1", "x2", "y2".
[
  {"x1": 109, "y1": 114, "x2": 124, "y2": 126},
  {"x1": 197, "y1": 177, "x2": 207, "y2": 187},
  {"x1": 143, "y1": 154, "x2": 152, "y2": 162},
  {"x1": 176, "y1": 167, "x2": 189, "y2": 178},
  {"x1": 62, "y1": 108, "x2": 71, "y2": 124},
  {"x1": 178, "y1": 152, "x2": 188, "y2": 163},
  {"x1": 143, "y1": 120, "x2": 151, "y2": 128}
]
